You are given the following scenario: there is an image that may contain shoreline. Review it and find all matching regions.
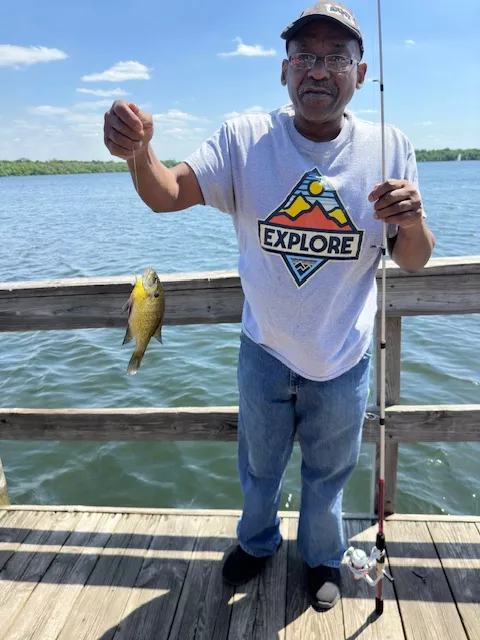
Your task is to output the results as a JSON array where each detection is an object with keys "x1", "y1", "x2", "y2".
[
  {"x1": 0, "y1": 157, "x2": 478, "y2": 178},
  {"x1": 0, "y1": 159, "x2": 178, "y2": 178}
]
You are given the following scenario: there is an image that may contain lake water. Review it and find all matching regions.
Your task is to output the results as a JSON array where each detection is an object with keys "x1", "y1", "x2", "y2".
[{"x1": 0, "y1": 161, "x2": 479, "y2": 515}]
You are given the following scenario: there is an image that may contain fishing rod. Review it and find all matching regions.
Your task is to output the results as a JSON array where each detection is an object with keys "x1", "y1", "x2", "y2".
[{"x1": 343, "y1": 0, "x2": 391, "y2": 616}]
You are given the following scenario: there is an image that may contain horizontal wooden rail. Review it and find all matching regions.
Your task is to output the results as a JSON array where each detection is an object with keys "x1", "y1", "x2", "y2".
[
  {"x1": 0, "y1": 257, "x2": 479, "y2": 332},
  {"x1": 0, "y1": 405, "x2": 479, "y2": 443}
]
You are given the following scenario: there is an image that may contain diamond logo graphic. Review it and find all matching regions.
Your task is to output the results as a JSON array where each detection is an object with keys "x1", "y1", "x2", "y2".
[{"x1": 258, "y1": 168, "x2": 363, "y2": 287}]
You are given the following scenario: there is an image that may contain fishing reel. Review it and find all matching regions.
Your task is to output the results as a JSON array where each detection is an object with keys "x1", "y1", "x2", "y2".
[{"x1": 344, "y1": 546, "x2": 393, "y2": 587}]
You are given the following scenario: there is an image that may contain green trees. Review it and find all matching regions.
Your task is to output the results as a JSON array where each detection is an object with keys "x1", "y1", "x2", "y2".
[
  {"x1": 0, "y1": 151, "x2": 478, "y2": 177},
  {"x1": 0, "y1": 159, "x2": 178, "y2": 177},
  {"x1": 415, "y1": 149, "x2": 480, "y2": 162}
]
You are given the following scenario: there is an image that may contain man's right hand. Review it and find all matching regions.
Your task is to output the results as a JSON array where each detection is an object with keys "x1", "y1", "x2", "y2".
[{"x1": 104, "y1": 101, "x2": 154, "y2": 160}]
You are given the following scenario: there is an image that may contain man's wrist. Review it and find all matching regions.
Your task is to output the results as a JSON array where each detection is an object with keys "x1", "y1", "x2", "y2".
[{"x1": 397, "y1": 215, "x2": 425, "y2": 238}]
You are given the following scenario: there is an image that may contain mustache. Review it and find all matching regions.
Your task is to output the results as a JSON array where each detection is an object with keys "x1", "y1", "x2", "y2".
[{"x1": 299, "y1": 81, "x2": 338, "y2": 97}]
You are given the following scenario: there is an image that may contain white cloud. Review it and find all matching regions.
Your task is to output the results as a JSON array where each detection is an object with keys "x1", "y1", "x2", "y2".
[
  {"x1": 357, "y1": 109, "x2": 378, "y2": 114},
  {"x1": 153, "y1": 109, "x2": 205, "y2": 123},
  {"x1": 405, "y1": 39, "x2": 416, "y2": 45},
  {"x1": 82, "y1": 61, "x2": 151, "y2": 82},
  {"x1": 224, "y1": 105, "x2": 266, "y2": 119},
  {"x1": 28, "y1": 106, "x2": 70, "y2": 116},
  {"x1": 12, "y1": 119, "x2": 43, "y2": 131},
  {"x1": 73, "y1": 100, "x2": 114, "y2": 111},
  {"x1": 0, "y1": 44, "x2": 68, "y2": 67},
  {"x1": 218, "y1": 38, "x2": 276, "y2": 58},
  {"x1": 415, "y1": 121, "x2": 433, "y2": 126},
  {"x1": 44, "y1": 126, "x2": 64, "y2": 137},
  {"x1": 76, "y1": 87, "x2": 128, "y2": 97},
  {"x1": 25, "y1": 102, "x2": 106, "y2": 139},
  {"x1": 152, "y1": 109, "x2": 208, "y2": 141},
  {"x1": 28, "y1": 100, "x2": 111, "y2": 118}
]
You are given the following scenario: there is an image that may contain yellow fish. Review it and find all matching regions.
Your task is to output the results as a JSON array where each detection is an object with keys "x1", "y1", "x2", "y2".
[{"x1": 122, "y1": 267, "x2": 165, "y2": 375}]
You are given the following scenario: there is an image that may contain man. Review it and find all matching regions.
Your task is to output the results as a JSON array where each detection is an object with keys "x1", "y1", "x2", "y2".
[{"x1": 104, "y1": 1, "x2": 434, "y2": 611}]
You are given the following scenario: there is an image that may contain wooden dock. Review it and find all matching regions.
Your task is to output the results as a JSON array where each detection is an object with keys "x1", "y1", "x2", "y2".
[{"x1": 0, "y1": 506, "x2": 478, "y2": 640}]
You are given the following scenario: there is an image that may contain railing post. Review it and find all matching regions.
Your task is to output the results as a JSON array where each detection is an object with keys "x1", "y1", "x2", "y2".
[
  {"x1": 374, "y1": 316, "x2": 401, "y2": 516},
  {"x1": 0, "y1": 457, "x2": 10, "y2": 505}
]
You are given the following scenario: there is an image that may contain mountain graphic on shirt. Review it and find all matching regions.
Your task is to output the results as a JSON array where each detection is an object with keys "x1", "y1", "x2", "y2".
[{"x1": 258, "y1": 167, "x2": 363, "y2": 287}]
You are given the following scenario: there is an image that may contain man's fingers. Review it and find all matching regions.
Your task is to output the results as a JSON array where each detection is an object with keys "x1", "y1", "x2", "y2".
[
  {"x1": 107, "y1": 113, "x2": 143, "y2": 142},
  {"x1": 373, "y1": 187, "x2": 411, "y2": 211},
  {"x1": 374, "y1": 199, "x2": 414, "y2": 219},
  {"x1": 368, "y1": 179, "x2": 405, "y2": 202},
  {"x1": 104, "y1": 100, "x2": 153, "y2": 159},
  {"x1": 108, "y1": 128, "x2": 143, "y2": 154},
  {"x1": 376, "y1": 210, "x2": 422, "y2": 227},
  {"x1": 112, "y1": 100, "x2": 144, "y2": 133},
  {"x1": 104, "y1": 138, "x2": 133, "y2": 160}
]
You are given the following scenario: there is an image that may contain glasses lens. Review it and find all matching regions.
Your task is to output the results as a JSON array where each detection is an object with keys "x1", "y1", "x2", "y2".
[
  {"x1": 325, "y1": 55, "x2": 350, "y2": 72},
  {"x1": 290, "y1": 54, "x2": 315, "y2": 69}
]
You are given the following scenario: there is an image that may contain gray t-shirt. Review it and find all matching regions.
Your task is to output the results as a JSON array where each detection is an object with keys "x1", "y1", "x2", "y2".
[{"x1": 185, "y1": 105, "x2": 420, "y2": 381}]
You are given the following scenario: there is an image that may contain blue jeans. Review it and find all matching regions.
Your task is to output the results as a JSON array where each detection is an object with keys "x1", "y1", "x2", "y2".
[{"x1": 236, "y1": 332, "x2": 372, "y2": 568}]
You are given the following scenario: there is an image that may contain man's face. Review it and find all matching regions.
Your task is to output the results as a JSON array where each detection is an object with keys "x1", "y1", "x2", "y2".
[{"x1": 281, "y1": 21, "x2": 367, "y2": 124}]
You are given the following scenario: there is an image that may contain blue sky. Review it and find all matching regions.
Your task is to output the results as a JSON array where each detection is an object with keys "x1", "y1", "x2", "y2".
[{"x1": 1, "y1": 0, "x2": 479, "y2": 161}]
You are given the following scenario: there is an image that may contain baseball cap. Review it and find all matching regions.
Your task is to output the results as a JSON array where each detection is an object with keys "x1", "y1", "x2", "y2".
[{"x1": 281, "y1": 2, "x2": 364, "y2": 59}]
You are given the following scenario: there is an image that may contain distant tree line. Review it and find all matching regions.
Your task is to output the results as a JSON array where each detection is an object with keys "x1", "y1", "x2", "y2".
[
  {"x1": 0, "y1": 158, "x2": 178, "y2": 177},
  {"x1": 415, "y1": 148, "x2": 480, "y2": 162},
  {"x1": 0, "y1": 150, "x2": 478, "y2": 177}
]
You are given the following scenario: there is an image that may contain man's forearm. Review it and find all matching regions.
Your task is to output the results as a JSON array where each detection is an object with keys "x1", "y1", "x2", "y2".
[
  {"x1": 389, "y1": 219, "x2": 435, "y2": 272},
  {"x1": 127, "y1": 144, "x2": 179, "y2": 213}
]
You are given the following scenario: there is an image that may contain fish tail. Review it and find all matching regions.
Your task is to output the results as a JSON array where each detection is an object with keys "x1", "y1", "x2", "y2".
[{"x1": 127, "y1": 350, "x2": 144, "y2": 376}]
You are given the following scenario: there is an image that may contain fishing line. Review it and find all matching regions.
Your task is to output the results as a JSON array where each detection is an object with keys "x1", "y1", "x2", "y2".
[{"x1": 131, "y1": 140, "x2": 139, "y2": 193}]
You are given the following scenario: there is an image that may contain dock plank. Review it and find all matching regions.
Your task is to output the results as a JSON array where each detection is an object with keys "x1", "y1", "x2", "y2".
[
  {"x1": 2, "y1": 511, "x2": 122, "y2": 640},
  {"x1": 427, "y1": 521, "x2": 480, "y2": 640},
  {"x1": 167, "y1": 515, "x2": 237, "y2": 640},
  {"x1": 56, "y1": 513, "x2": 159, "y2": 640},
  {"x1": 113, "y1": 513, "x2": 202, "y2": 640},
  {"x1": 227, "y1": 517, "x2": 289, "y2": 640},
  {"x1": 0, "y1": 510, "x2": 46, "y2": 571},
  {"x1": 0, "y1": 511, "x2": 80, "y2": 639},
  {"x1": 386, "y1": 520, "x2": 468, "y2": 640},
  {"x1": 342, "y1": 519, "x2": 405, "y2": 639}
]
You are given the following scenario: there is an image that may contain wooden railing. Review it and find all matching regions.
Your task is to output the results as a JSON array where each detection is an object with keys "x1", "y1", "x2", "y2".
[{"x1": 1, "y1": 256, "x2": 479, "y2": 514}]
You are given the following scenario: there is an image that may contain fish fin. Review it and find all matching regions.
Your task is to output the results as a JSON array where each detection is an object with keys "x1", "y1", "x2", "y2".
[
  {"x1": 121, "y1": 287, "x2": 134, "y2": 314},
  {"x1": 153, "y1": 324, "x2": 163, "y2": 344},
  {"x1": 127, "y1": 351, "x2": 143, "y2": 375},
  {"x1": 122, "y1": 324, "x2": 134, "y2": 345}
]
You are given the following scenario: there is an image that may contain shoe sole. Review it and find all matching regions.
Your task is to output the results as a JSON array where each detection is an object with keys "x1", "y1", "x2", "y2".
[{"x1": 310, "y1": 591, "x2": 341, "y2": 611}]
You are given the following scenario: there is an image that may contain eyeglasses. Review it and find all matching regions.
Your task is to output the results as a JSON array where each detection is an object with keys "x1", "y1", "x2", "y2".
[{"x1": 288, "y1": 53, "x2": 358, "y2": 73}]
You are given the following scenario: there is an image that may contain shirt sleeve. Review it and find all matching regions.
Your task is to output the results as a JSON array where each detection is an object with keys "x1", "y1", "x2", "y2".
[{"x1": 184, "y1": 123, "x2": 236, "y2": 215}]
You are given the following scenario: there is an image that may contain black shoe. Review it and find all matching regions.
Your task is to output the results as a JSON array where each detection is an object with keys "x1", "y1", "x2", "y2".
[
  {"x1": 222, "y1": 539, "x2": 282, "y2": 587},
  {"x1": 306, "y1": 565, "x2": 341, "y2": 611}
]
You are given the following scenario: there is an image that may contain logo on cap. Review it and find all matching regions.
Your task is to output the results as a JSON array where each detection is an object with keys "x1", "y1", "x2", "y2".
[{"x1": 324, "y1": 3, "x2": 356, "y2": 27}]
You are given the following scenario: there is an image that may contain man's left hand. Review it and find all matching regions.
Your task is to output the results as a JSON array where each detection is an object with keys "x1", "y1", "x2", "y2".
[{"x1": 368, "y1": 179, "x2": 423, "y2": 230}]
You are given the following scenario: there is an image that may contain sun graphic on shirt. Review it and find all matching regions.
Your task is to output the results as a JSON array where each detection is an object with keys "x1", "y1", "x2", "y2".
[{"x1": 309, "y1": 180, "x2": 324, "y2": 196}]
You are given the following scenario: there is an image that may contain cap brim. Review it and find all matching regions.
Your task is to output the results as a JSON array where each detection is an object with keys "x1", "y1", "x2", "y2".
[{"x1": 281, "y1": 15, "x2": 363, "y2": 57}]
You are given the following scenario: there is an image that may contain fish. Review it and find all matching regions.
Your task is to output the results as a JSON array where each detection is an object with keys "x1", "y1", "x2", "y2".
[{"x1": 122, "y1": 267, "x2": 165, "y2": 375}]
